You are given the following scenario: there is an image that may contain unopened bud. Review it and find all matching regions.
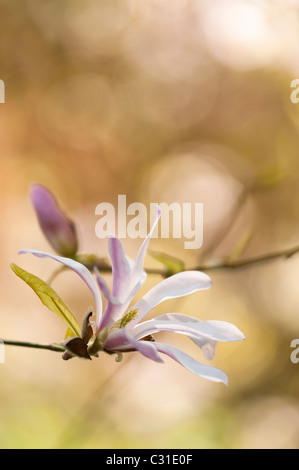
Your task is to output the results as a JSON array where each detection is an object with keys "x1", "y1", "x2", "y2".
[{"x1": 31, "y1": 184, "x2": 78, "y2": 257}]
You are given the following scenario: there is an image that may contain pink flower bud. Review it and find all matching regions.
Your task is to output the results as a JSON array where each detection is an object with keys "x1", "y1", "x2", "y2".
[{"x1": 31, "y1": 184, "x2": 78, "y2": 257}]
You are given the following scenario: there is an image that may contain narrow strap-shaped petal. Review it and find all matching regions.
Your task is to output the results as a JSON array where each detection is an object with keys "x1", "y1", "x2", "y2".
[
  {"x1": 131, "y1": 318, "x2": 217, "y2": 360},
  {"x1": 94, "y1": 267, "x2": 120, "y2": 305},
  {"x1": 19, "y1": 249, "x2": 102, "y2": 324},
  {"x1": 99, "y1": 207, "x2": 160, "y2": 330},
  {"x1": 98, "y1": 217, "x2": 151, "y2": 330},
  {"x1": 131, "y1": 314, "x2": 244, "y2": 361},
  {"x1": 131, "y1": 317, "x2": 244, "y2": 343},
  {"x1": 129, "y1": 271, "x2": 212, "y2": 327},
  {"x1": 97, "y1": 237, "x2": 133, "y2": 330},
  {"x1": 154, "y1": 313, "x2": 245, "y2": 341},
  {"x1": 128, "y1": 205, "x2": 161, "y2": 295},
  {"x1": 94, "y1": 264, "x2": 125, "y2": 331},
  {"x1": 104, "y1": 328, "x2": 163, "y2": 363},
  {"x1": 108, "y1": 236, "x2": 131, "y2": 301},
  {"x1": 155, "y1": 313, "x2": 219, "y2": 359},
  {"x1": 155, "y1": 342, "x2": 228, "y2": 384}
]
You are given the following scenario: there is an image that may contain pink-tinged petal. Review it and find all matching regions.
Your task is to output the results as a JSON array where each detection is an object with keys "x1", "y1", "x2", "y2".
[
  {"x1": 129, "y1": 271, "x2": 212, "y2": 327},
  {"x1": 98, "y1": 235, "x2": 148, "y2": 330},
  {"x1": 98, "y1": 302, "x2": 120, "y2": 331},
  {"x1": 128, "y1": 205, "x2": 161, "y2": 294},
  {"x1": 155, "y1": 342, "x2": 228, "y2": 384},
  {"x1": 102, "y1": 328, "x2": 130, "y2": 349},
  {"x1": 94, "y1": 267, "x2": 120, "y2": 305},
  {"x1": 108, "y1": 236, "x2": 131, "y2": 301},
  {"x1": 98, "y1": 272, "x2": 147, "y2": 331},
  {"x1": 99, "y1": 208, "x2": 160, "y2": 330},
  {"x1": 104, "y1": 328, "x2": 163, "y2": 363},
  {"x1": 98, "y1": 236, "x2": 132, "y2": 330},
  {"x1": 98, "y1": 272, "x2": 149, "y2": 331},
  {"x1": 94, "y1": 265, "x2": 123, "y2": 331},
  {"x1": 31, "y1": 184, "x2": 78, "y2": 257},
  {"x1": 19, "y1": 249, "x2": 102, "y2": 324}
]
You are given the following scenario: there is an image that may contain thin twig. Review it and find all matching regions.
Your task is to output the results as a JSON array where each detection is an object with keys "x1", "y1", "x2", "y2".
[
  {"x1": 93, "y1": 244, "x2": 299, "y2": 276},
  {"x1": 2, "y1": 340, "x2": 65, "y2": 353},
  {"x1": 192, "y1": 244, "x2": 299, "y2": 272}
]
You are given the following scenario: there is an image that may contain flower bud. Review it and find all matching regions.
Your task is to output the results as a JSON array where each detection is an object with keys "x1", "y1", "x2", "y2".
[{"x1": 31, "y1": 184, "x2": 78, "y2": 257}]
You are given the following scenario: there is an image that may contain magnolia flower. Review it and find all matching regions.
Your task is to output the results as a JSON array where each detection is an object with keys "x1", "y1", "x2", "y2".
[
  {"x1": 16, "y1": 207, "x2": 244, "y2": 384},
  {"x1": 31, "y1": 183, "x2": 78, "y2": 257}
]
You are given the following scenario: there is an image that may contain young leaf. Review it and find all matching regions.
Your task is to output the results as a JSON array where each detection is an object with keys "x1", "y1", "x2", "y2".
[
  {"x1": 10, "y1": 263, "x2": 81, "y2": 337},
  {"x1": 148, "y1": 250, "x2": 185, "y2": 276}
]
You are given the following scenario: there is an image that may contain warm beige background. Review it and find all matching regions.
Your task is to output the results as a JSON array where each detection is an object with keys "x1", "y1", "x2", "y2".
[{"x1": 1, "y1": 0, "x2": 299, "y2": 449}]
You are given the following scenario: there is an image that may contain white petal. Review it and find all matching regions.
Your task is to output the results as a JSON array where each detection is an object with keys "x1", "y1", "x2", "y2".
[
  {"x1": 129, "y1": 271, "x2": 212, "y2": 327},
  {"x1": 131, "y1": 318, "x2": 244, "y2": 346},
  {"x1": 155, "y1": 313, "x2": 218, "y2": 359},
  {"x1": 19, "y1": 249, "x2": 103, "y2": 323},
  {"x1": 155, "y1": 342, "x2": 228, "y2": 384},
  {"x1": 155, "y1": 313, "x2": 245, "y2": 341},
  {"x1": 131, "y1": 318, "x2": 217, "y2": 360}
]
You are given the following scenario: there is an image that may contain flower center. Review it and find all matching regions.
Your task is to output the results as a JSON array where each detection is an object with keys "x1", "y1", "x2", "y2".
[{"x1": 112, "y1": 308, "x2": 139, "y2": 329}]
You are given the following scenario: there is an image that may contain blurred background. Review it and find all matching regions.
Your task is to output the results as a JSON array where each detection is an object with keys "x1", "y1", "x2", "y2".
[{"x1": 1, "y1": 0, "x2": 299, "y2": 449}]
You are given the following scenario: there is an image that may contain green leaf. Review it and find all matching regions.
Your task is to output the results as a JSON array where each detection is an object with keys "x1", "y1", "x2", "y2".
[{"x1": 11, "y1": 263, "x2": 81, "y2": 337}]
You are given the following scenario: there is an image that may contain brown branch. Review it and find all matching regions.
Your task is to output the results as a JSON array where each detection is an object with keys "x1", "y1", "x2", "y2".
[
  {"x1": 88, "y1": 244, "x2": 299, "y2": 276},
  {"x1": 191, "y1": 244, "x2": 299, "y2": 272}
]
